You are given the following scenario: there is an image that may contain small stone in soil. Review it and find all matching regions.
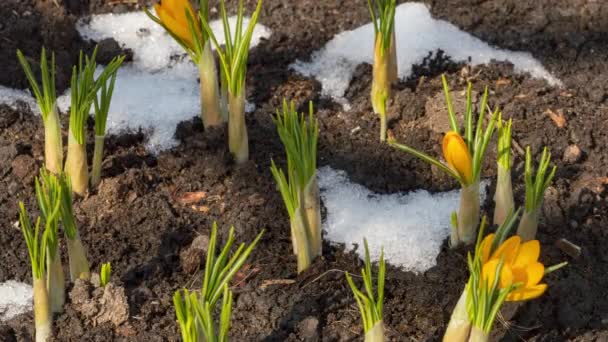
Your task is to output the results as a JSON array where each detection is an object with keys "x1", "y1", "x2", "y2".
[
  {"x1": 555, "y1": 238, "x2": 582, "y2": 259},
  {"x1": 563, "y1": 144, "x2": 582, "y2": 164},
  {"x1": 180, "y1": 235, "x2": 210, "y2": 273},
  {"x1": 297, "y1": 316, "x2": 319, "y2": 340}
]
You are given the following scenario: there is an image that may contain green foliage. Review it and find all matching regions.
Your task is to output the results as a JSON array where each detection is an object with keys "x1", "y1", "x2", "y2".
[
  {"x1": 69, "y1": 48, "x2": 124, "y2": 144},
  {"x1": 497, "y1": 116, "x2": 513, "y2": 170},
  {"x1": 524, "y1": 147, "x2": 557, "y2": 212},
  {"x1": 199, "y1": 0, "x2": 263, "y2": 96},
  {"x1": 100, "y1": 262, "x2": 112, "y2": 287},
  {"x1": 174, "y1": 223, "x2": 263, "y2": 342},
  {"x1": 19, "y1": 203, "x2": 49, "y2": 280},
  {"x1": 94, "y1": 56, "x2": 124, "y2": 136},
  {"x1": 16, "y1": 48, "x2": 57, "y2": 120},
  {"x1": 35, "y1": 168, "x2": 63, "y2": 257},
  {"x1": 345, "y1": 239, "x2": 385, "y2": 333}
]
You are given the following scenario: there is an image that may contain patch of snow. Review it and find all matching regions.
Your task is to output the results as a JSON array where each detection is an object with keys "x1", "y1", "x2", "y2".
[
  {"x1": 291, "y1": 2, "x2": 561, "y2": 103},
  {"x1": 0, "y1": 281, "x2": 33, "y2": 322},
  {"x1": 318, "y1": 166, "x2": 488, "y2": 273},
  {"x1": 0, "y1": 86, "x2": 38, "y2": 113}
]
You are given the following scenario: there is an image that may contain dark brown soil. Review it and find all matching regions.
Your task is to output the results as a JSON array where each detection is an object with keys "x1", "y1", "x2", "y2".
[{"x1": 1, "y1": 0, "x2": 607, "y2": 341}]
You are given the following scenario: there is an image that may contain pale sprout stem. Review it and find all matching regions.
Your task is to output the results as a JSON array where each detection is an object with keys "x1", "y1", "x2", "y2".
[
  {"x1": 365, "y1": 321, "x2": 385, "y2": 342},
  {"x1": 64, "y1": 131, "x2": 88, "y2": 196},
  {"x1": 443, "y1": 290, "x2": 471, "y2": 342},
  {"x1": 304, "y1": 176, "x2": 322, "y2": 257},
  {"x1": 199, "y1": 42, "x2": 222, "y2": 129},
  {"x1": 90, "y1": 135, "x2": 105, "y2": 188},
  {"x1": 33, "y1": 278, "x2": 51, "y2": 342},
  {"x1": 44, "y1": 108, "x2": 63, "y2": 175},
  {"x1": 493, "y1": 164, "x2": 514, "y2": 226},
  {"x1": 457, "y1": 181, "x2": 480, "y2": 246},
  {"x1": 517, "y1": 207, "x2": 541, "y2": 242},
  {"x1": 228, "y1": 87, "x2": 249, "y2": 164},
  {"x1": 467, "y1": 327, "x2": 489, "y2": 342},
  {"x1": 67, "y1": 234, "x2": 91, "y2": 281},
  {"x1": 47, "y1": 249, "x2": 65, "y2": 313},
  {"x1": 293, "y1": 205, "x2": 312, "y2": 274}
]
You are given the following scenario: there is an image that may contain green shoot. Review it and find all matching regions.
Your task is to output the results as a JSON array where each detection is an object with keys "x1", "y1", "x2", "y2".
[
  {"x1": 57, "y1": 173, "x2": 91, "y2": 281},
  {"x1": 19, "y1": 203, "x2": 52, "y2": 342},
  {"x1": 19, "y1": 203, "x2": 48, "y2": 281},
  {"x1": 200, "y1": 0, "x2": 263, "y2": 162},
  {"x1": 496, "y1": 116, "x2": 512, "y2": 170},
  {"x1": 345, "y1": 239, "x2": 385, "y2": 341},
  {"x1": 91, "y1": 56, "x2": 124, "y2": 188},
  {"x1": 523, "y1": 147, "x2": 556, "y2": 213},
  {"x1": 517, "y1": 146, "x2": 556, "y2": 241},
  {"x1": 100, "y1": 262, "x2": 112, "y2": 287},
  {"x1": 174, "y1": 222, "x2": 263, "y2": 341},
  {"x1": 36, "y1": 168, "x2": 65, "y2": 313},
  {"x1": 16, "y1": 48, "x2": 63, "y2": 174},
  {"x1": 271, "y1": 100, "x2": 320, "y2": 273}
]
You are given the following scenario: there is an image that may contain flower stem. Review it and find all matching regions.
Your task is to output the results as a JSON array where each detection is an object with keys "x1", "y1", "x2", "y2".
[
  {"x1": 46, "y1": 247, "x2": 65, "y2": 314},
  {"x1": 456, "y1": 181, "x2": 480, "y2": 246},
  {"x1": 493, "y1": 164, "x2": 514, "y2": 226},
  {"x1": 64, "y1": 131, "x2": 88, "y2": 196},
  {"x1": 303, "y1": 176, "x2": 322, "y2": 258},
  {"x1": 365, "y1": 320, "x2": 385, "y2": 342},
  {"x1": 443, "y1": 290, "x2": 471, "y2": 342},
  {"x1": 44, "y1": 108, "x2": 63, "y2": 175},
  {"x1": 66, "y1": 233, "x2": 91, "y2": 281},
  {"x1": 33, "y1": 278, "x2": 51, "y2": 342},
  {"x1": 467, "y1": 327, "x2": 489, "y2": 342},
  {"x1": 517, "y1": 207, "x2": 541, "y2": 242},
  {"x1": 372, "y1": 34, "x2": 390, "y2": 142},
  {"x1": 90, "y1": 135, "x2": 105, "y2": 188},
  {"x1": 228, "y1": 87, "x2": 248, "y2": 164},
  {"x1": 199, "y1": 42, "x2": 222, "y2": 129}
]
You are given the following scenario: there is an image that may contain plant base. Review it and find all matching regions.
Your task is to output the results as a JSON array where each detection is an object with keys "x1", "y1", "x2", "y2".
[
  {"x1": 47, "y1": 253, "x2": 65, "y2": 313},
  {"x1": 365, "y1": 321, "x2": 385, "y2": 342},
  {"x1": 64, "y1": 132, "x2": 88, "y2": 196},
  {"x1": 517, "y1": 208, "x2": 541, "y2": 242},
  {"x1": 33, "y1": 278, "x2": 51, "y2": 342},
  {"x1": 228, "y1": 88, "x2": 249, "y2": 164},
  {"x1": 443, "y1": 290, "x2": 471, "y2": 342},
  {"x1": 304, "y1": 176, "x2": 322, "y2": 258},
  {"x1": 67, "y1": 237, "x2": 91, "y2": 281},
  {"x1": 493, "y1": 165, "x2": 514, "y2": 226},
  {"x1": 455, "y1": 181, "x2": 480, "y2": 247},
  {"x1": 199, "y1": 42, "x2": 222, "y2": 129}
]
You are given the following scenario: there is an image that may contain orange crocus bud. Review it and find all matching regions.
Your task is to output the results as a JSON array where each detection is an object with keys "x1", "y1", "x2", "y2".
[
  {"x1": 442, "y1": 131, "x2": 473, "y2": 184},
  {"x1": 154, "y1": 0, "x2": 200, "y2": 49}
]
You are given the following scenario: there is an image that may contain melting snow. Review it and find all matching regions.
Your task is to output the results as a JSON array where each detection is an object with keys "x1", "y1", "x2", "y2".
[
  {"x1": 0, "y1": 281, "x2": 33, "y2": 322},
  {"x1": 318, "y1": 166, "x2": 489, "y2": 273},
  {"x1": 291, "y1": 2, "x2": 561, "y2": 103}
]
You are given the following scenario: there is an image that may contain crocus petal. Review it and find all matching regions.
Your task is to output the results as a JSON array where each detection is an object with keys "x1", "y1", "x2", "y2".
[
  {"x1": 170, "y1": 0, "x2": 198, "y2": 32},
  {"x1": 481, "y1": 233, "x2": 495, "y2": 264},
  {"x1": 157, "y1": 5, "x2": 194, "y2": 47},
  {"x1": 482, "y1": 259, "x2": 513, "y2": 289},
  {"x1": 513, "y1": 240, "x2": 540, "y2": 269},
  {"x1": 507, "y1": 284, "x2": 547, "y2": 301},
  {"x1": 442, "y1": 132, "x2": 473, "y2": 184},
  {"x1": 490, "y1": 236, "x2": 521, "y2": 264},
  {"x1": 524, "y1": 262, "x2": 545, "y2": 287}
]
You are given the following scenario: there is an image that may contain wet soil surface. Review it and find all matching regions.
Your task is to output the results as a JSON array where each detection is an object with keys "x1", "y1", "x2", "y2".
[{"x1": 1, "y1": 0, "x2": 608, "y2": 341}]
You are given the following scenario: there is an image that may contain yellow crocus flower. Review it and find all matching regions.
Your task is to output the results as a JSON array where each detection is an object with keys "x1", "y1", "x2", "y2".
[
  {"x1": 154, "y1": 0, "x2": 199, "y2": 49},
  {"x1": 480, "y1": 234, "x2": 547, "y2": 301},
  {"x1": 442, "y1": 131, "x2": 473, "y2": 185}
]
